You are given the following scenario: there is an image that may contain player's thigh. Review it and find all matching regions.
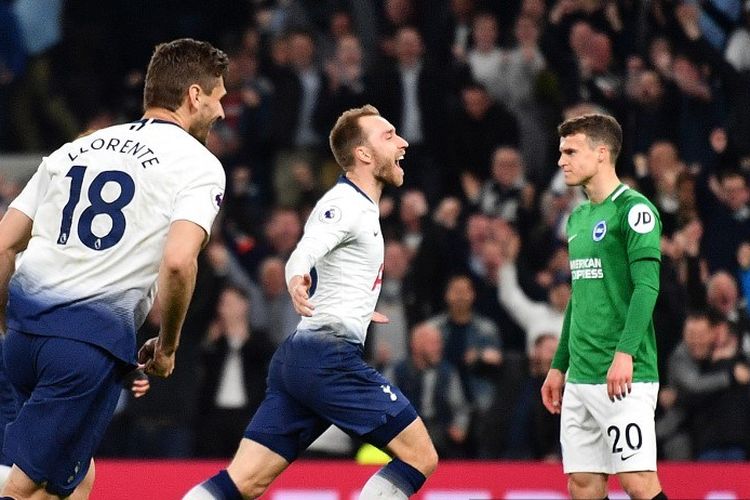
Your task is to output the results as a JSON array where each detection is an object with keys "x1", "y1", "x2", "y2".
[
  {"x1": 244, "y1": 386, "x2": 330, "y2": 463},
  {"x1": 561, "y1": 383, "x2": 612, "y2": 474},
  {"x1": 244, "y1": 343, "x2": 331, "y2": 464},
  {"x1": 295, "y1": 359, "x2": 437, "y2": 474},
  {"x1": 293, "y1": 362, "x2": 412, "y2": 444},
  {"x1": 2, "y1": 332, "x2": 123, "y2": 497},
  {"x1": 586, "y1": 382, "x2": 659, "y2": 474},
  {"x1": 281, "y1": 334, "x2": 413, "y2": 442}
]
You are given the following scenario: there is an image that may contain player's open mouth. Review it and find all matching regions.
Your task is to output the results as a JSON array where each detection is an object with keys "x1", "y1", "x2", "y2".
[{"x1": 396, "y1": 154, "x2": 405, "y2": 168}]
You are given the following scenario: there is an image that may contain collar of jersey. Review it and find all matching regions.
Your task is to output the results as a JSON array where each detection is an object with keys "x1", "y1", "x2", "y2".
[
  {"x1": 609, "y1": 183, "x2": 629, "y2": 202},
  {"x1": 131, "y1": 118, "x2": 183, "y2": 129},
  {"x1": 337, "y1": 175, "x2": 375, "y2": 205}
]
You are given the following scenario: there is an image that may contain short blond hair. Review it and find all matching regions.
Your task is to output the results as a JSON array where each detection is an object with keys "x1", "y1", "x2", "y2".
[{"x1": 328, "y1": 105, "x2": 380, "y2": 170}]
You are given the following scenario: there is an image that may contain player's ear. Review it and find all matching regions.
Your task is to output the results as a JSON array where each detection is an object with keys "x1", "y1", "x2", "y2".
[
  {"x1": 187, "y1": 84, "x2": 202, "y2": 108},
  {"x1": 598, "y1": 145, "x2": 607, "y2": 163},
  {"x1": 355, "y1": 146, "x2": 371, "y2": 163}
]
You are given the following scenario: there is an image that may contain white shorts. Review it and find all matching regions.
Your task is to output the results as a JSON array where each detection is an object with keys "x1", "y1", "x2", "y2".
[{"x1": 561, "y1": 382, "x2": 658, "y2": 474}]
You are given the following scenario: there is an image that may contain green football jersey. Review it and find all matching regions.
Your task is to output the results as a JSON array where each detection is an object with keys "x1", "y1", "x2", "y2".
[{"x1": 561, "y1": 184, "x2": 661, "y2": 383}]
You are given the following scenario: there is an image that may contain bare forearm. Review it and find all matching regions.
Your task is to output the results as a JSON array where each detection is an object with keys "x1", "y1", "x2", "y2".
[
  {"x1": 157, "y1": 260, "x2": 197, "y2": 353},
  {"x1": 0, "y1": 250, "x2": 16, "y2": 330},
  {"x1": 0, "y1": 208, "x2": 33, "y2": 330}
]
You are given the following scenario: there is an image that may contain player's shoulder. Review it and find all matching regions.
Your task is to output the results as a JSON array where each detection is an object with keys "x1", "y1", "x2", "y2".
[
  {"x1": 613, "y1": 185, "x2": 660, "y2": 216},
  {"x1": 614, "y1": 186, "x2": 661, "y2": 236},
  {"x1": 309, "y1": 180, "x2": 376, "y2": 228},
  {"x1": 144, "y1": 123, "x2": 224, "y2": 177},
  {"x1": 323, "y1": 178, "x2": 375, "y2": 207}
]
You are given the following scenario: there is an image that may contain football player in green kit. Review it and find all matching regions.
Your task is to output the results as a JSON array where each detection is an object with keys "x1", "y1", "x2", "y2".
[{"x1": 541, "y1": 114, "x2": 667, "y2": 500}]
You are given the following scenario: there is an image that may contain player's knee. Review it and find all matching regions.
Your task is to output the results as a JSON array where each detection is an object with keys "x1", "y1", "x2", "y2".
[
  {"x1": 619, "y1": 472, "x2": 661, "y2": 499},
  {"x1": 421, "y1": 443, "x2": 439, "y2": 477},
  {"x1": 399, "y1": 435, "x2": 438, "y2": 477},
  {"x1": 425, "y1": 443, "x2": 439, "y2": 477},
  {"x1": 232, "y1": 472, "x2": 272, "y2": 499},
  {"x1": 228, "y1": 462, "x2": 280, "y2": 499},
  {"x1": 404, "y1": 440, "x2": 438, "y2": 477},
  {"x1": 568, "y1": 474, "x2": 605, "y2": 499}
]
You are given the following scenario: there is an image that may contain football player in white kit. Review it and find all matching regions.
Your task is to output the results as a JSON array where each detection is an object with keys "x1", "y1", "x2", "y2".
[
  {"x1": 0, "y1": 38, "x2": 227, "y2": 499},
  {"x1": 184, "y1": 106, "x2": 438, "y2": 500}
]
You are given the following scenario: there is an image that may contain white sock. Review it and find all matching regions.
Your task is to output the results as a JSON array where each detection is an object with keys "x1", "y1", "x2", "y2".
[
  {"x1": 359, "y1": 472, "x2": 409, "y2": 500},
  {"x1": 182, "y1": 484, "x2": 219, "y2": 499}
]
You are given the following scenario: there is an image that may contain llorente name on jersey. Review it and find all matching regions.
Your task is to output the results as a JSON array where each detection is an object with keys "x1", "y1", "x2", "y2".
[
  {"x1": 67, "y1": 136, "x2": 160, "y2": 169},
  {"x1": 570, "y1": 257, "x2": 604, "y2": 280}
]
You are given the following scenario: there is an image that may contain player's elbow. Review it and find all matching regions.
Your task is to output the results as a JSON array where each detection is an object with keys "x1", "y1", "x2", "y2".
[{"x1": 160, "y1": 253, "x2": 197, "y2": 279}]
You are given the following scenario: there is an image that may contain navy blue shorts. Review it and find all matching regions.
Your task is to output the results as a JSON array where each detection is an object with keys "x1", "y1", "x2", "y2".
[
  {"x1": 245, "y1": 329, "x2": 417, "y2": 462},
  {"x1": 2, "y1": 330, "x2": 126, "y2": 497},
  {"x1": 0, "y1": 338, "x2": 18, "y2": 467}
]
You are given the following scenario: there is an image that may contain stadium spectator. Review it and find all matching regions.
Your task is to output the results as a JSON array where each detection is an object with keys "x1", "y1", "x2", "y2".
[
  {"x1": 657, "y1": 310, "x2": 715, "y2": 460},
  {"x1": 498, "y1": 228, "x2": 568, "y2": 354},
  {"x1": 247, "y1": 256, "x2": 299, "y2": 347},
  {"x1": 0, "y1": 0, "x2": 24, "y2": 151},
  {"x1": 195, "y1": 285, "x2": 274, "y2": 458},
  {"x1": 384, "y1": 322, "x2": 471, "y2": 458},
  {"x1": 369, "y1": 240, "x2": 413, "y2": 369},
  {"x1": 367, "y1": 26, "x2": 452, "y2": 203},
  {"x1": 429, "y1": 275, "x2": 502, "y2": 419},
  {"x1": 318, "y1": 34, "x2": 369, "y2": 146},
  {"x1": 508, "y1": 12, "x2": 552, "y2": 178},
  {"x1": 479, "y1": 333, "x2": 562, "y2": 460},
  {"x1": 469, "y1": 146, "x2": 535, "y2": 228},
  {"x1": 268, "y1": 28, "x2": 328, "y2": 207},
  {"x1": 695, "y1": 166, "x2": 750, "y2": 274},
  {"x1": 451, "y1": 82, "x2": 520, "y2": 182},
  {"x1": 398, "y1": 189, "x2": 466, "y2": 322},
  {"x1": 636, "y1": 141, "x2": 686, "y2": 237},
  {"x1": 706, "y1": 271, "x2": 750, "y2": 354},
  {"x1": 7, "y1": 0, "x2": 78, "y2": 151},
  {"x1": 658, "y1": 310, "x2": 750, "y2": 460}
]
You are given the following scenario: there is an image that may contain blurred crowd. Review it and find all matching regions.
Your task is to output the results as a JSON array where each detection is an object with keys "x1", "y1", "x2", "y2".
[{"x1": 2, "y1": 0, "x2": 750, "y2": 461}]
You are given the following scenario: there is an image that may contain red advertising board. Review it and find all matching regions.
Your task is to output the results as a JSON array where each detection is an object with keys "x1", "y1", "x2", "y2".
[{"x1": 92, "y1": 460, "x2": 750, "y2": 500}]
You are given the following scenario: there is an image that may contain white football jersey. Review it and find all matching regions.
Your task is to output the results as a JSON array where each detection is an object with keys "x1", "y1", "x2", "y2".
[
  {"x1": 285, "y1": 177, "x2": 384, "y2": 345},
  {"x1": 7, "y1": 119, "x2": 225, "y2": 363}
]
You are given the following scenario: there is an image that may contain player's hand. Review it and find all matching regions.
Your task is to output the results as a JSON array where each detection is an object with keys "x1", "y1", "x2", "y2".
[
  {"x1": 289, "y1": 273, "x2": 314, "y2": 317},
  {"x1": 606, "y1": 352, "x2": 633, "y2": 401},
  {"x1": 138, "y1": 336, "x2": 176, "y2": 378},
  {"x1": 541, "y1": 368, "x2": 565, "y2": 414},
  {"x1": 123, "y1": 368, "x2": 151, "y2": 398},
  {"x1": 372, "y1": 311, "x2": 390, "y2": 323}
]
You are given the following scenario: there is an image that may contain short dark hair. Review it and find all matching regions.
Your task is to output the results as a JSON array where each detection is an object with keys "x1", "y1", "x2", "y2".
[
  {"x1": 143, "y1": 38, "x2": 229, "y2": 112},
  {"x1": 329, "y1": 105, "x2": 381, "y2": 170},
  {"x1": 557, "y1": 113, "x2": 623, "y2": 164}
]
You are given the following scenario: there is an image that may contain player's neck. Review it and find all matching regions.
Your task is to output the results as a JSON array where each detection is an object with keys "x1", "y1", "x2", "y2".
[
  {"x1": 584, "y1": 170, "x2": 621, "y2": 204},
  {"x1": 345, "y1": 171, "x2": 382, "y2": 203},
  {"x1": 142, "y1": 108, "x2": 188, "y2": 131}
]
